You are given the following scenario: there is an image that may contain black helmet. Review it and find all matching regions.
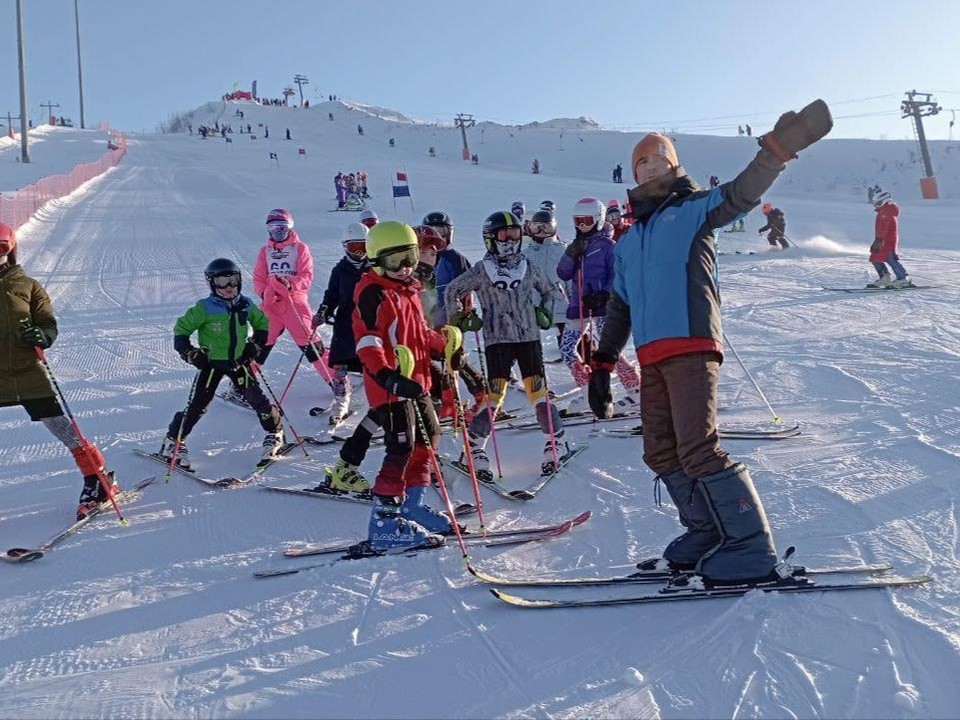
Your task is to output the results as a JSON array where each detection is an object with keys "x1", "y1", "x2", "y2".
[
  {"x1": 527, "y1": 209, "x2": 557, "y2": 239},
  {"x1": 422, "y1": 211, "x2": 454, "y2": 246},
  {"x1": 539, "y1": 200, "x2": 556, "y2": 213},
  {"x1": 422, "y1": 211, "x2": 452, "y2": 228},
  {"x1": 204, "y1": 257, "x2": 242, "y2": 296},
  {"x1": 482, "y1": 211, "x2": 523, "y2": 258}
]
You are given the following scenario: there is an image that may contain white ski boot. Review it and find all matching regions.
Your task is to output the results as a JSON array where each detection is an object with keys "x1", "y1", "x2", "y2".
[
  {"x1": 328, "y1": 393, "x2": 351, "y2": 426},
  {"x1": 159, "y1": 435, "x2": 191, "y2": 470},
  {"x1": 261, "y1": 428, "x2": 286, "y2": 461}
]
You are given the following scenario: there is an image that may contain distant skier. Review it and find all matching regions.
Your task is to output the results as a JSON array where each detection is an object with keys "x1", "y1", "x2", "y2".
[
  {"x1": 758, "y1": 203, "x2": 788, "y2": 249},
  {"x1": 359, "y1": 209, "x2": 379, "y2": 229},
  {"x1": 0, "y1": 223, "x2": 115, "y2": 520},
  {"x1": 357, "y1": 124, "x2": 364, "y2": 136},
  {"x1": 511, "y1": 200, "x2": 525, "y2": 221},
  {"x1": 867, "y1": 191, "x2": 913, "y2": 288},
  {"x1": 531, "y1": 159, "x2": 540, "y2": 174},
  {"x1": 335, "y1": 172, "x2": 347, "y2": 209}
]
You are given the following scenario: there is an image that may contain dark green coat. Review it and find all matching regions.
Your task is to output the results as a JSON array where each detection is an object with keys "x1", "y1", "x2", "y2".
[{"x1": 0, "y1": 264, "x2": 57, "y2": 404}]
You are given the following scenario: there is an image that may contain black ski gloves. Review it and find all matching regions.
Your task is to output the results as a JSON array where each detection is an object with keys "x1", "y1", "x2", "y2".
[
  {"x1": 758, "y1": 99, "x2": 833, "y2": 163},
  {"x1": 19, "y1": 321, "x2": 52, "y2": 349},
  {"x1": 375, "y1": 368, "x2": 424, "y2": 399},
  {"x1": 582, "y1": 290, "x2": 610, "y2": 312},
  {"x1": 588, "y1": 352, "x2": 616, "y2": 419},
  {"x1": 311, "y1": 304, "x2": 334, "y2": 330},
  {"x1": 239, "y1": 340, "x2": 262, "y2": 365},
  {"x1": 182, "y1": 347, "x2": 209, "y2": 369},
  {"x1": 565, "y1": 236, "x2": 587, "y2": 259}
]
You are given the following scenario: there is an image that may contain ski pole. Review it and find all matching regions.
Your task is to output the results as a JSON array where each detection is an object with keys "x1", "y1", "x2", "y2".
[
  {"x1": 246, "y1": 361, "x2": 310, "y2": 457},
  {"x1": 278, "y1": 347, "x2": 306, "y2": 406},
  {"x1": 471, "y1": 330, "x2": 505, "y2": 482},
  {"x1": 168, "y1": 367, "x2": 203, "y2": 483},
  {"x1": 287, "y1": 294, "x2": 335, "y2": 386},
  {"x1": 395, "y1": 346, "x2": 469, "y2": 559},
  {"x1": 539, "y1": 366, "x2": 560, "y2": 470},
  {"x1": 721, "y1": 329, "x2": 782, "y2": 425},
  {"x1": 30, "y1": 341, "x2": 127, "y2": 523},
  {"x1": 441, "y1": 329, "x2": 486, "y2": 531}
]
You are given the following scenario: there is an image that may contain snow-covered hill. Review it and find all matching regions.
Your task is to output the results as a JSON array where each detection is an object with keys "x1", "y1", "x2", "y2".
[{"x1": 2, "y1": 99, "x2": 960, "y2": 719}]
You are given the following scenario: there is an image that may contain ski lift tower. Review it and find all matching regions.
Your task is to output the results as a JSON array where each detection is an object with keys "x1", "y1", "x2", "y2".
[
  {"x1": 901, "y1": 90, "x2": 941, "y2": 199},
  {"x1": 455, "y1": 113, "x2": 475, "y2": 160}
]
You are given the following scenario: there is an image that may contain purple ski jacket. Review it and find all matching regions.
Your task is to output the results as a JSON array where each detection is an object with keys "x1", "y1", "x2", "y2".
[{"x1": 556, "y1": 222, "x2": 615, "y2": 319}]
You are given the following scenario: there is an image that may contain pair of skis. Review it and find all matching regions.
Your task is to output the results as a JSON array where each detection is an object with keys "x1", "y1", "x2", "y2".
[
  {"x1": 2, "y1": 477, "x2": 156, "y2": 564},
  {"x1": 821, "y1": 285, "x2": 936, "y2": 294},
  {"x1": 260, "y1": 481, "x2": 479, "y2": 518},
  {"x1": 472, "y1": 548, "x2": 931, "y2": 608},
  {"x1": 439, "y1": 444, "x2": 588, "y2": 502},
  {"x1": 133, "y1": 439, "x2": 304, "y2": 488},
  {"x1": 253, "y1": 510, "x2": 592, "y2": 578},
  {"x1": 603, "y1": 423, "x2": 802, "y2": 441}
]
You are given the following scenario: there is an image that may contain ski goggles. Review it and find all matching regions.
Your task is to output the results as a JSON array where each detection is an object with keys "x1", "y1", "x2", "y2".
[
  {"x1": 494, "y1": 226, "x2": 522, "y2": 241},
  {"x1": 0, "y1": 239, "x2": 12, "y2": 255},
  {"x1": 360, "y1": 218, "x2": 378, "y2": 229},
  {"x1": 267, "y1": 223, "x2": 292, "y2": 242},
  {"x1": 606, "y1": 209, "x2": 622, "y2": 222},
  {"x1": 428, "y1": 224, "x2": 452, "y2": 242},
  {"x1": 527, "y1": 221, "x2": 556, "y2": 236},
  {"x1": 573, "y1": 215, "x2": 598, "y2": 230},
  {"x1": 343, "y1": 240, "x2": 367, "y2": 257},
  {"x1": 211, "y1": 272, "x2": 241, "y2": 288},
  {"x1": 377, "y1": 245, "x2": 419, "y2": 271}
]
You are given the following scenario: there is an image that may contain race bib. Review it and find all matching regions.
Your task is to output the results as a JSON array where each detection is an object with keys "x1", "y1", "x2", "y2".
[
  {"x1": 481, "y1": 257, "x2": 528, "y2": 291},
  {"x1": 267, "y1": 244, "x2": 300, "y2": 277}
]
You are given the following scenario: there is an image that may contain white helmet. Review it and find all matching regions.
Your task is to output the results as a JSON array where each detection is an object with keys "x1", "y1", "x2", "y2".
[
  {"x1": 359, "y1": 209, "x2": 378, "y2": 223},
  {"x1": 873, "y1": 191, "x2": 893, "y2": 208},
  {"x1": 341, "y1": 222, "x2": 368, "y2": 244},
  {"x1": 572, "y1": 197, "x2": 606, "y2": 232}
]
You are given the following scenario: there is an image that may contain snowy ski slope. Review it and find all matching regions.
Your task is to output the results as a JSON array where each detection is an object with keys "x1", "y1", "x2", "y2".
[
  {"x1": 1, "y1": 100, "x2": 960, "y2": 718},
  {"x1": 0, "y1": 125, "x2": 111, "y2": 191}
]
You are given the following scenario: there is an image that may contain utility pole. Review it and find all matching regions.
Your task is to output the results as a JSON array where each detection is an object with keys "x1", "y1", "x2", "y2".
[
  {"x1": 41, "y1": 101, "x2": 62, "y2": 125},
  {"x1": 74, "y1": 0, "x2": 86, "y2": 128},
  {"x1": 454, "y1": 113, "x2": 475, "y2": 160},
  {"x1": 901, "y1": 90, "x2": 941, "y2": 198},
  {"x1": 16, "y1": 0, "x2": 30, "y2": 162},
  {"x1": 293, "y1": 74, "x2": 309, "y2": 107}
]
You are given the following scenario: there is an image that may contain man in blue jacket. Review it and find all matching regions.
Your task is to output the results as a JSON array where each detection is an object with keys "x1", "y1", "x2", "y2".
[{"x1": 589, "y1": 101, "x2": 833, "y2": 587}]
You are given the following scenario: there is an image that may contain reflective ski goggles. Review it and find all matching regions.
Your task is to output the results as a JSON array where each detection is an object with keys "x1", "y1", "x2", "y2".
[
  {"x1": 343, "y1": 240, "x2": 367, "y2": 257},
  {"x1": 267, "y1": 223, "x2": 291, "y2": 242},
  {"x1": 607, "y1": 209, "x2": 622, "y2": 222},
  {"x1": 212, "y1": 273, "x2": 241, "y2": 288},
  {"x1": 573, "y1": 215, "x2": 597, "y2": 230},
  {"x1": 495, "y1": 226, "x2": 522, "y2": 241},
  {"x1": 377, "y1": 245, "x2": 420, "y2": 271},
  {"x1": 528, "y1": 221, "x2": 556, "y2": 236},
  {"x1": 360, "y1": 218, "x2": 378, "y2": 229}
]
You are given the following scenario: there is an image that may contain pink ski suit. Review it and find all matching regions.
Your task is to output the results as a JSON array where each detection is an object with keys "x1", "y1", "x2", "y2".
[{"x1": 253, "y1": 230, "x2": 330, "y2": 380}]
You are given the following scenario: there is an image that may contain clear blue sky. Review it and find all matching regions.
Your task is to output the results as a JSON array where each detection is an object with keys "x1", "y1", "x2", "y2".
[{"x1": 3, "y1": 0, "x2": 960, "y2": 139}]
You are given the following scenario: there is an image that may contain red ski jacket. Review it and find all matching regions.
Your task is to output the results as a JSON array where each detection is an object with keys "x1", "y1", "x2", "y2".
[
  {"x1": 870, "y1": 202, "x2": 900, "y2": 262},
  {"x1": 352, "y1": 271, "x2": 445, "y2": 408}
]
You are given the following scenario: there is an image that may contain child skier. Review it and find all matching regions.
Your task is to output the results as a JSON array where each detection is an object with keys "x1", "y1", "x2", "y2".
[
  {"x1": 868, "y1": 191, "x2": 912, "y2": 288},
  {"x1": 590, "y1": 100, "x2": 832, "y2": 586},
  {"x1": 758, "y1": 203, "x2": 788, "y2": 249},
  {"x1": 352, "y1": 221, "x2": 463, "y2": 551},
  {"x1": 523, "y1": 209, "x2": 568, "y2": 350},
  {"x1": 0, "y1": 223, "x2": 115, "y2": 519},
  {"x1": 314, "y1": 222, "x2": 370, "y2": 425},
  {"x1": 444, "y1": 211, "x2": 568, "y2": 477},
  {"x1": 555, "y1": 198, "x2": 641, "y2": 413},
  {"x1": 160, "y1": 259, "x2": 284, "y2": 466},
  {"x1": 253, "y1": 208, "x2": 330, "y2": 385},
  {"x1": 421, "y1": 211, "x2": 471, "y2": 327}
]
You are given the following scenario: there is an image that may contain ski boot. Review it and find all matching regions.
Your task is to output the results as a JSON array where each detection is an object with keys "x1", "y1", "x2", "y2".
[
  {"x1": 261, "y1": 428, "x2": 286, "y2": 461},
  {"x1": 464, "y1": 439, "x2": 493, "y2": 483},
  {"x1": 891, "y1": 276, "x2": 915, "y2": 289},
  {"x1": 401, "y1": 486, "x2": 458, "y2": 534},
  {"x1": 866, "y1": 273, "x2": 893, "y2": 289},
  {"x1": 318, "y1": 459, "x2": 371, "y2": 497},
  {"x1": 540, "y1": 435, "x2": 571, "y2": 476},
  {"x1": 328, "y1": 394, "x2": 351, "y2": 426},
  {"x1": 562, "y1": 386, "x2": 591, "y2": 416},
  {"x1": 76, "y1": 473, "x2": 119, "y2": 520},
  {"x1": 159, "y1": 436, "x2": 191, "y2": 470},
  {"x1": 365, "y1": 494, "x2": 445, "y2": 552}
]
